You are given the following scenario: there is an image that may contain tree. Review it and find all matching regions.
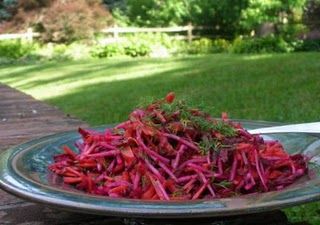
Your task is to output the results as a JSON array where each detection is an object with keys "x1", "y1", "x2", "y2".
[
  {"x1": 188, "y1": 0, "x2": 248, "y2": 37},
  {"x1": 113, "y1": 0, "x2": 189, "y2": 27},
  {"x1": 102, "y1": 0, "x2": 123, "y2": 9},
  {"x1": 304, "y1": 0, "x2": 320, "y2": 29},
  {"x1": 0, "y1": 0, "x2": 17, "y2": 21},
  {"x1": 0, "y1": 0, "x2": 112, "y2": 43},
  {"x1": 240, "y1": 0, "x2": 307, "y2": 36},
  {"x1": 112, "y1": 0, "x2": 248, "y2": 37},
  {"x1": 38, "y1": 0, "x2": 112, "y2": 43}
]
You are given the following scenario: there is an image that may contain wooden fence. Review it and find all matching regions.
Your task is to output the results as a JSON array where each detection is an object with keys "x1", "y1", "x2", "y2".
[
  {"x1": 101, "y1": 24, "x2": 209, "y2": 43},
  {"x1": 0, "y1": 24, "x2": 210, "y2": 43},
  {"x1": 0, "y1": 28, "x2": 40, "y2": 42}
]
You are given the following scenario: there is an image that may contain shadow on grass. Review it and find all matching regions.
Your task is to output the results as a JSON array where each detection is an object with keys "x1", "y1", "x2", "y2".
[
  {"x1": 1, "y1": 53, "x2": 319, "y2": 126},
  {"x1": 1, "y1": 59, "x2": 143, "y2": 84},
  {"x1": 37, "y1": 53, "x2": 320, "y2": 126},
  {"x1": 1, "y1": 54, "x2": 245, "y2": 91}
]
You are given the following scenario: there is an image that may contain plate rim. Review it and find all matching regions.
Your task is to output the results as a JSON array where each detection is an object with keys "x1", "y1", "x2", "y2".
[{"x1": 1, "y1": 120, "x2": 319, "y2": 218}]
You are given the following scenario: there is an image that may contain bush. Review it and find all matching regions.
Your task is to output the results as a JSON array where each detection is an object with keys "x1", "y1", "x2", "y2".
[
  {"x1": 293, "y1": 39, "x2": 320, "y2": 52},
  {"x1": 186, "y1": 38, "x2": 230, "y2": 54},
  {"x1": 91, "y1": 43, "x2": 125, "y2": 58},
  {"x1": 187, "y1": 38, "x2": 213, "y2": 54},
  {"x1": 1, "y1": 1, "x2": 112, "y2": 43},
  {"x1": 231, "y1": 36, "x2": 291, "y2": 54},
  {"x1": 91, "y1": 41, "x2": 151, "y2": 58},
  {"x1": 212, "y1": 39, "x2": 230, "y2": 53},
  {"x1": 35, "y1": 43, "x2": 68, "y2": 60},
  {"x1": 92, "y1": 33, "x2": 179, "y2": 58},
  {"x1": 34, "y1": 42, "x2": 93, "y2": 61},
  {"x1": 124, "y1": 33, "x2": 177, "y2": 54},
  {"x1": 0, "y1": 40, "x2": 35, "y2": 59},
  {"x1": 64, "y1": 42, "x2": 93, "y2": 60},
  {"x1": 124, "y1": 43, "x2": 150, "y2": 57},
  {"x1": 38, "y1": 0, "x2": 112, "y2": 43},
  {"x1": 0, "y1": 57, "x2": 16, "y2": 65},
  {"x1": 124, "y1": 34, "x2": 159, "y2": 57}
]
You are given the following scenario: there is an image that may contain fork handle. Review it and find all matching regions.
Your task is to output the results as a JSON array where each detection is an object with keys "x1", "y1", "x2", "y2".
[{"x1": 248, "y1": 122, "x2": 320, "y2": 135}]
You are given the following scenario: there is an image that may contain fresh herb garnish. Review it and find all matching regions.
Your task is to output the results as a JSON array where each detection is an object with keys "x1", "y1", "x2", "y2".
[
  {"x1": 215, "y1": 180, "x2": 232, "y2": 189},
  {"x1": 160, "y1": 100, "x2": 237, "y2": 136}
]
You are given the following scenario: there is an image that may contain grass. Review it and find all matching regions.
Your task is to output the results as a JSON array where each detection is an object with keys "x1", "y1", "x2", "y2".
[{"x1": 0, "y1": 53, "x2": 320, "y2": 223}]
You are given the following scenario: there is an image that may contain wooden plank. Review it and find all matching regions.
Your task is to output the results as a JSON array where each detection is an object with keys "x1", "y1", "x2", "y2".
[
  {"x1": 0, "y1": 25, "x2": 211, "y2": 42},
  {"x1": 0, "y1": 84, "x2": 87, "y2": 150},
  {"x1": 102, "y1": 26, "x2": 189, "y2": 33},
  {"x1": 0, "y1": 83, "x2": 100, "y2": 224},
  {"x1": 101, "y1": 25, "x2": 210, "y2": 34},
  {"x1": 0, "y1": 32, "x2": 40, "y2": 40},
  {"x1": 0, "y1": 203, "x2": 123, "y2": 225}
]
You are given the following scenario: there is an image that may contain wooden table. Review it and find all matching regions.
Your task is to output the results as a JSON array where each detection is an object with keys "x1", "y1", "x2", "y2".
[{"x1": 0, "y1": 84, "x2": 310, "y2": 225}]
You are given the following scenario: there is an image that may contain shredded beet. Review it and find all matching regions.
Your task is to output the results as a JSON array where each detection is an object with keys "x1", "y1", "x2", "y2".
[{"x1": 49, "y1": 92, "x2": 308, "y2": 200}]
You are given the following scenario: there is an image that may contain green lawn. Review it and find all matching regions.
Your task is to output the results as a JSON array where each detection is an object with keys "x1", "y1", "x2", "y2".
[{"x1": 1, "y1": 53, "x2": 320, "y2": 224}]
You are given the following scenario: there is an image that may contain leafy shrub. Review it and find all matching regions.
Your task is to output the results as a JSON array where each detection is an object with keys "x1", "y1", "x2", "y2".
[
  {"x1": 124, "y1": 43, "x2": 150, "y2": 57},
  {"x1": 293, "y1": 39, "x2": 320, "y2": 52},
  {"x1": 52, "y1": 44, "x2": 68, "y2": 56},
  {"x1": 124, "y1": 33, "x2": 175, "y2": 50},
  {"x1": 231, "y1": 36, "x2": 291, "y2": 54},
  {"x1": 187, "y1": 38, "x2": 230, "y2": 54},
  {"x1": 212, "y1": 39, "x2": 230, "y2": 53},
  {"x1": 0, "y1": 57, "x2": 16, "y2": 65},
  {"x1": 1, "y1": 0, "x2": 112, "y2": 43},
  {"x1": 124, "y1": 34, "x2": 157, "y2": 57},
  {"x1": 92, "y1": 33, "x2": 177, "y2": 58},
  {"x1": 187, "y1": 38, "x2": 213, "y2": 54},
  {"x1": 64, "y1": 42, "x2": 93, "y2": 60},
  {"x1": 38, "y1": 0, "x2": 112, "y2": 43},
  {"x1": 35, "y1": 43, "x2": 69, "y2": 60},
  {"x1": 0, "y1": 0, "x2": 111, "y2": 43},
  {"x1": 35, "y1": 42, "x2": 93, "y2": 61},
  {"x1": 91, "y1": 41, "x2": 151, "y2": 58},
  {"x1": 91, "y1": 43, "x2": 124, "y2": 58},
  {"x1": 279, "y1": 24, "x2": 308, "y2": 40},
  {"x1": 0, "y1": 40, "x2": 35, "y2": 59}
]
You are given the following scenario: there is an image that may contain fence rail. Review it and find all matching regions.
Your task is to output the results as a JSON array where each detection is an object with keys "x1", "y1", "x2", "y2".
[
  {"x1": 0, "y1": 28, "x2": 40, "y2": 42},
  {"x1": 0, "y1": 24, "x2": 211, "y2": 43},
  {"x1": 101, "y1": 24, "x2": 210, "y2": 43},
  {"x1": 102, "y1": 26, "x2": 191, "y2": 33}
]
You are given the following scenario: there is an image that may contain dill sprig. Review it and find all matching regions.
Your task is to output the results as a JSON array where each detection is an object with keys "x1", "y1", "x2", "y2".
[
  {"x1": 139, "y1": 96, "x2": 237, "y2": 138},
  {"x1": 215, "y1": 180, "x2": 232, "y2": 189},
  {"x1": 198, "y1": 136, "x2": 220, "y2": 155},
  {"x1": 161, "y1": 100, "x2": 189, "y2": 116},
  {"x1": 161, "y1": 100, "x2": 237, "y2": 137}
]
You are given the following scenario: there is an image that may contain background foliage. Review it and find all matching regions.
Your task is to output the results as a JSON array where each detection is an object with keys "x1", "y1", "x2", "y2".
[
  {"x1": 1, "y1": 0, "x2": 320, "y2": 42},
  {"x1": 110, "y1": 0, "x2": 314, "y2": 39},
  {"x1": 0, "y1": 0, "x2": 112, "y2": 43},
  {"x1": 0, "y1": 0, "x2": 17, "y2": 21},
  {"x1": 0, "y1": 0, "x2": 319, "y2": 60},
  {"x1": 303, "y1": 0, "x2": 320, "y2": 30},
  {"x1": 112, "y1": 0, "x2": 248, "y2": 37}
]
